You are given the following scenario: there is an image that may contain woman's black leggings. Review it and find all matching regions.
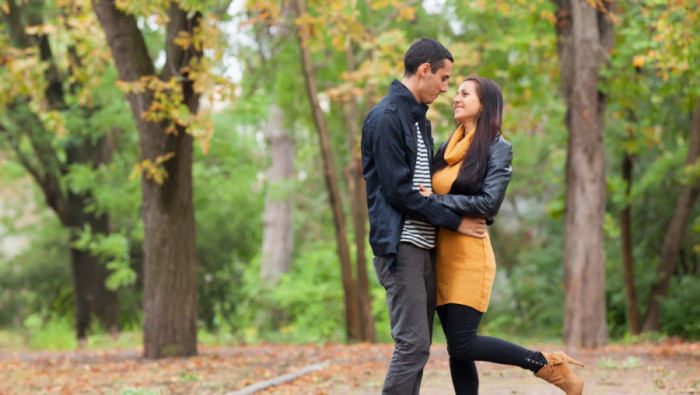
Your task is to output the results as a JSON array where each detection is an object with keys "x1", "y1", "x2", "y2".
[{"x1": 436, "y1": 303, "x2": 547, "y2": 395}]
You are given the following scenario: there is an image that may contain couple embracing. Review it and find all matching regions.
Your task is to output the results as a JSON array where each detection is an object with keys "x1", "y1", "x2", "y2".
[{"x1": 361, "y1": 38, "x2": 584, "y2": 395}]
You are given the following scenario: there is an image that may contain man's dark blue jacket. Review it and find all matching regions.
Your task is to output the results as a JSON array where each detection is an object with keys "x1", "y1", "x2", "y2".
[{"x1": 361, "y1": 80, "x2": 461, "y2": 269}]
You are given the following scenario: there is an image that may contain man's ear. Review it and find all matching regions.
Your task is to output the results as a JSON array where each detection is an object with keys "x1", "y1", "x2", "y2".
[{"x1": 418, "y1": 63, "x2": 431, "y2": 78}]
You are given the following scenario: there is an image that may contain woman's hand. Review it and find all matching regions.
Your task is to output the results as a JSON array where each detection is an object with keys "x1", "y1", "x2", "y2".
[{"x1": 418, "y1": 184, "x2": 432, "y2": 197}]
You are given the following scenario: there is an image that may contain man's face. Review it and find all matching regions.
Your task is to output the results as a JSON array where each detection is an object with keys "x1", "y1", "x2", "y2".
[{"x1": 418, "y1": 59, "x2": 452, "y2": 105}]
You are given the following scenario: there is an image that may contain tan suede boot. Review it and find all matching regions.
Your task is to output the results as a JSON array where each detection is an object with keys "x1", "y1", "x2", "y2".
[{"x1": 534, "y1": 351, "x2": 585, "y2": 394}]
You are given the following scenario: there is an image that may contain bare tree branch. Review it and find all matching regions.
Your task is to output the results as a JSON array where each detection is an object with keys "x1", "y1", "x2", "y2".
[{"x1": 3, "y1": 124, "x2": 43, "y2": 186}]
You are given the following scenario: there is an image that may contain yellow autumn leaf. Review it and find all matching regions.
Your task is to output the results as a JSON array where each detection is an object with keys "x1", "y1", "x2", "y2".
[
  {"x1": 331, "y1": 35, "x2": 345, "y2": 51},
  {"x1": 173, "y1": 31, "x2": 192, "y2": 49},
  {"x1": 25, "y1": 23, "x2": 57, "y2": 35},
  {"x1": 200, "y1": 142, "x2": 210, "y2": 155},
  {"x1": 397, "y1": 7, "x2": 416, "y2": 22},
  {"x1": 156, "y1": 152, "x2": 175, "y2": 164},
  {"x1": 129, "y1": 164, "x2": 142, "y2": 181},
  {"x1": 540, "y1": 9, "x2": 557, "y2": 23}
]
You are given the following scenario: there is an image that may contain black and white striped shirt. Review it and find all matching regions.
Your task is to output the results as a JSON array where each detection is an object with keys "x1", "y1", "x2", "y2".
[{"x1": 400, "y1": 121, "x2": 436, "y2": 249}]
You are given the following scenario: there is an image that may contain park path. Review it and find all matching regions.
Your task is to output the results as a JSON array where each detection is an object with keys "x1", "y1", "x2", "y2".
[
  {"x1": 259, "y1": 341, "x2": 699, "y2": 394},
  {"x1": 1, "y1": 340, "x2": 698, "y2": 394}
]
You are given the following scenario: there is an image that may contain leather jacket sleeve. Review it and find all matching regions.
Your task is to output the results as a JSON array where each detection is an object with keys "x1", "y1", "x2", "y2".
[
  {"x1": 431, "y1": 137, "x2": 513, "y2": 218},
  {"x1": 370, "y1": 110, "x2": 462, "y2": 231}
]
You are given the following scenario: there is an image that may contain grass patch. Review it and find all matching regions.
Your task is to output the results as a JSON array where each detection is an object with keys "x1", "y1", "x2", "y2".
[
  {"x1": 2, "y1": 316, "x2": 143, "y2": 351},
  {"x1": 617, "y1": 331, "x2": 668, "y2": 345},
  {"x1": 4, "y1": 319, "x2": 569, "y2": 352},
  {"x1": 118, "y1": 387, "x2": 168, "y2": 395},
  {"x1": 0, "y1": 330, "x2": 24, "y2": 352},
  {"x1": 196, "y1": 329, "x2": 240, "y2": 347},
  {"x1": 597, "y1": 356, "x2": 644, "y2": 369},
  {"x1": 24, "y1": 316, "x2": 76, "y2": 350},
  {"x1": 84, "y1": 331, "x2": 142, "y2": 349}
]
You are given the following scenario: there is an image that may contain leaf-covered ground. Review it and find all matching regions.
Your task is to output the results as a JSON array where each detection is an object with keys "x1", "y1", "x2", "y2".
[{"x1": 1, "y1": 340, "x2": 698, "y2": 394}]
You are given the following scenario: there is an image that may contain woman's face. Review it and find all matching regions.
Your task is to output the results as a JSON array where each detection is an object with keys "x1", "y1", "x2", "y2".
[{"x1": 453, "y1": 80, "x2": 482, "y2": 124}]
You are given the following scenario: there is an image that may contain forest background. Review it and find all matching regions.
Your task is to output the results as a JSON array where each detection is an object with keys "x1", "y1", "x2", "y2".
[{"x1": 0, "y1": 0, "x2": 698, "y2": 364}]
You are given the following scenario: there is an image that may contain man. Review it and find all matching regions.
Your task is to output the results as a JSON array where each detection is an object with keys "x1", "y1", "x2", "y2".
[{"x1": 361, "y1": 38, "x2": 487, "y2": 394}]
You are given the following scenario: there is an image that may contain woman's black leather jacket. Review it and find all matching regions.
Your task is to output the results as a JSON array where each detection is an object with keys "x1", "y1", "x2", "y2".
[{"x1": 430, "y1": 135, "x2": 512, "y2": 224}]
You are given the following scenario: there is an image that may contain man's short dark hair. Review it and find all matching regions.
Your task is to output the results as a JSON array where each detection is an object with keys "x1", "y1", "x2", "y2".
[{"x1": 403, "y1": 38, "x2": 454, "y2": 77}]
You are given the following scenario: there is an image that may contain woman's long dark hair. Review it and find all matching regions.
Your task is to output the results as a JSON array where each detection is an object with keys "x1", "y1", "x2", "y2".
[{"x1": 433, "y1": 76, "x2": 503, "y2": 195}]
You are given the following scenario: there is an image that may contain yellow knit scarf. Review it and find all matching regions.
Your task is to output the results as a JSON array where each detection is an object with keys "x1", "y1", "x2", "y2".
[{"x1": 444, "y1": 124, "x2": 476, "y2": 165}]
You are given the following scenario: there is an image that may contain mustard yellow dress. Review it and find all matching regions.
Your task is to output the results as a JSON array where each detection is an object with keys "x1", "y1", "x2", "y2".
[{"x1": 433, "y1": 125, "x2": 496, "y2": 312}]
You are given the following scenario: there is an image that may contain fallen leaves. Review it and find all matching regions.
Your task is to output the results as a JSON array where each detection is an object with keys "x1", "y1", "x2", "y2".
[{"x1": 1, "y1": 340, "x2": 698, "y2": 394}]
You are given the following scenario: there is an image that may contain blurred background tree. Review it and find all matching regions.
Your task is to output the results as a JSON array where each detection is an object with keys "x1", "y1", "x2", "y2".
[{"x1": 0, "y1": 0, "x2": 137, "y2": 342}]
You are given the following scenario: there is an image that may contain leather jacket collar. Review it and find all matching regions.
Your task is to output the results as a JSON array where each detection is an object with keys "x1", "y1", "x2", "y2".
[{"x1": 389, "y1": 79, "x2": 429, "y2": 120}]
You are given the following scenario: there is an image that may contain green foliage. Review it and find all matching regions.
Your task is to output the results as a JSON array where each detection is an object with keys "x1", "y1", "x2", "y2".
[
  {"x1": 206, "y1": 238, "x2": 393, "y2": 345},
  {"x1": 21, "y1": 314, "x2": 77, "y2": 350},
  {"x1": 602, "y1": 0, "x2": 700, "y2": 340},
  {"x1": 486, "y1": 229, "x2": 565, "y2": 338},
  {"x1": 222, "y1": 242, "x2": 345, "y2": 344},
  {"x1": 0, "y1": 0, "x2": 145, "y2": 332},
  {"x1": 660, "y1": 275, "x2": 700, "y2": 339},
  {"x1": 0, "y1": 211, "x2": 72, "y2": 327},
  {"x1": 270, "y1": 244, "x2": 346, "y2": 342},
  {"x1": 70, "y1": 226, "x2": 135, "y2": 291},
  {"x1": 193, "y1": 110, "x2": 266, "y2": 329}
]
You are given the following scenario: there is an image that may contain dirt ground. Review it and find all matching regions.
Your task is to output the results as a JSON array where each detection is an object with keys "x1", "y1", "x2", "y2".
[{"x1": 1, "y1": 340, "x2": 698, "y2": 394}]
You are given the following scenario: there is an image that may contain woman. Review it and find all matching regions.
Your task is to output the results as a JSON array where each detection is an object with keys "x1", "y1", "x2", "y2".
[{"x1": 419, "y1": 76, "x2": 584, "y2": 395}]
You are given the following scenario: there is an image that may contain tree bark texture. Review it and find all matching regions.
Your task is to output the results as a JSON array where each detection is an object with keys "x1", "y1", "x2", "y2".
[
  {"x1": 92, "y1": 0, "x2": 199, "y2": 358},
  {"x1": 554, "y1": 0, "x2": 614, "y2": 347},
  {"x1": 642, "y1": 101, "x2": 700, "y2": 332},
  {"x1": 620, "y1": 151, "x2": 640, "y2": 334},
  {"x1": 291, "y1": 0, "x2": 363, "y2": 341},
  {"x1": 261, "y1": 104, "x2": 294, "y2": 285}
]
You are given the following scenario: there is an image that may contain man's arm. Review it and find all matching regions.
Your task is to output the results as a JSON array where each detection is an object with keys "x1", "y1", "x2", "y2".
[{"x1": 371, "y1": 112, "x2": 461, "y2": 231}]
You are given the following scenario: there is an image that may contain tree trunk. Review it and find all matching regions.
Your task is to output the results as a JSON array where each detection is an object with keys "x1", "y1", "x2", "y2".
[
  {"x1": 68, "y1": 210, "x2": 120, "y2": 338},
  {"x1": 554, "y1": 0, "x2": 614, "y2": 347},
  {"x1": 343, "y1": 43, "x2": 375, "y2": 343},
  {"x1": 140, "y1": 118, "x2": 197, "y2": 358},
  {"x1": 642, "y1": 101, "x2": 700, "y2": 332},
  {"x1": 620, "y1": 151, "x2": 640, "y2": 335},
  {"x1": 66, "y1": 136, "x2": 121, "y2": 338},
  {"x1": 261, "y1": 104, "x2": 294, "y2": 285},
  {"x1": 291, "y1": 0, "x2": 363, "y2": 341},
  {"x1": 92, "y1": 0, "x2": 199, "y2": 358}
]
